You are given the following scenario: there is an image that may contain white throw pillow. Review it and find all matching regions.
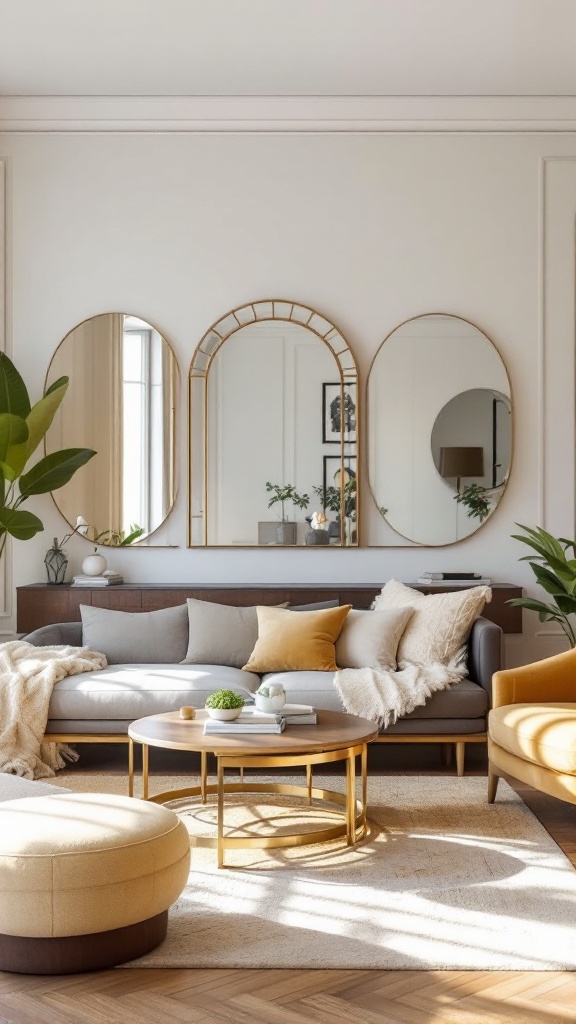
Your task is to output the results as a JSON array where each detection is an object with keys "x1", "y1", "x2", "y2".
[
  {"x1": 335, "y1": 607, "x2": 413, "y2": 670},
  {"x1": 372, "y1": 579, "x2": 491, "y2": 668}
]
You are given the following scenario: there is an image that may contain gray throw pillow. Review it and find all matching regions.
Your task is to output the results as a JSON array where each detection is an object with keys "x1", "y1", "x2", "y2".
[
  {"x1": 80, "y1": 603, "x2": 189, "y2": 665},
  {"x1": 181, "y1": 599, "x2": 262, "y2": 668}
]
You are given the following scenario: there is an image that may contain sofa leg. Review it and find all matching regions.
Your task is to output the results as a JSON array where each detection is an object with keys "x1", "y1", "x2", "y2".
[
  {"x1": 487, "y1": 765, "x2": 499, "y2": 803},
  {"x1": 455, "y1": 742, "x2": 465, "y2": 777},
  {"x1": 441, "y1": 743, "x2": 453, "y2": 767}
]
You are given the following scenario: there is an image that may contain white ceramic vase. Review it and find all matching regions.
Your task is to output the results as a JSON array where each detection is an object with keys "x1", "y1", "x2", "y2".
[
  {"x1": 81, "y1": 551, "x2": 108, "y2": 576},
  {"x1": 255, "y1": 692, "x2": 286, "y2": 713}
]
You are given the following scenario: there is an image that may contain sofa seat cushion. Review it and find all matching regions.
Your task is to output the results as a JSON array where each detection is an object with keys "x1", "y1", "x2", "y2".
[
  {"x1": 48, "y1": 665, "x2": 261, "y2": 721},
  {"x1": 262, "y1": 671, "x2": 344, "y2": 712},
  {"x1": 489, "y1": 703, "x2": 576, "y2": 776},
  {"x1": 262, "y1": 673, "x2": 487, "y2": 723}
]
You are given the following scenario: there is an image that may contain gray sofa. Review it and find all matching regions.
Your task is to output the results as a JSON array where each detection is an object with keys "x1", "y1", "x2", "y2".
[{"x1": 24, "y1": 614, "x2": 501, "y2": 774}]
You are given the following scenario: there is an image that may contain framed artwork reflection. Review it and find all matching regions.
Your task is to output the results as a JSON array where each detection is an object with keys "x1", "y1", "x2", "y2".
[{"x1": 322, "y1": 382, "x2": 357, "y2": 443}]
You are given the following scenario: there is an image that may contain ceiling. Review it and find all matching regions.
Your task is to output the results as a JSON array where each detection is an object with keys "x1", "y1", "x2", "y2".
[{"x1": 1, "y1": 0, "x2": 575, "y2": 98}]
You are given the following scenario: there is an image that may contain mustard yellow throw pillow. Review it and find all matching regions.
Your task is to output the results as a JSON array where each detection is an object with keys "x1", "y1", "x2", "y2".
[{"x1": 243, "y1": 604, "x2": 352, "y2": 673}]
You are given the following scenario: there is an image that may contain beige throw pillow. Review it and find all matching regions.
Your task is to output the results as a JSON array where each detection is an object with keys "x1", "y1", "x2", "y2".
[
  {"x1": 243, "y1": 605, "x2": 351, "y2": 673},
  {"x1": 335, "y1": 607, "x2": 413, "y2": 670},
  {"x1": 372, "y1": 579, "x2": 491, "y2": 667}
]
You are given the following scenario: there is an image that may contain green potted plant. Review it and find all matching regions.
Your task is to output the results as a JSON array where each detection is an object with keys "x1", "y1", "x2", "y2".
[
  {"x1": 265, "y1": 482, "x2": 310, "y2": 545},
  {"x1": 205, "y1": 689, "x2": 245, "y2": 721},
  {"x1": 509, "y1": 523, "x2": 576, "y2": 647},
  {"x1": 0, "y1": 353, "x2": 96, "y2": 562}
]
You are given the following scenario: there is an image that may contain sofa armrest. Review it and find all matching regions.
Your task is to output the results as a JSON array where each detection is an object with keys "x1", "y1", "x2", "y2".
[
  {"x1": 467, "y1": 617, "x2": 503, "y2": 705},
  {"x1": 22, "y1": 622, "x2": 83, "y2": 647},
  {"x1": 492, "y1": 645, "x2": 576, "y2": 708}
]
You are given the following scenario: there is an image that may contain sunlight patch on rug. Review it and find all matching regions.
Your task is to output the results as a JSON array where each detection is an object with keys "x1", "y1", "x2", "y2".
[{"x1": 52, "y1": 770, "x2": 576, "y2": 970}]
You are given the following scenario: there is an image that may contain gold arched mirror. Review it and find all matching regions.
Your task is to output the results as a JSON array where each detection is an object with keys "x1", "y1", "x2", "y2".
[
  {"x1": 189, "y1": 299, "x2": 359, "y2": 546},
  {"x1": 367, "y1": 313, "x2": 512, "y2": 546},
  {"x1": 45, "y1": 313, "x2": 179, "y2": 546}
]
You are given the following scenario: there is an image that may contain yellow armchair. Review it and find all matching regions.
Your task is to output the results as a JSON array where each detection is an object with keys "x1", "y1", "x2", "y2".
[{"x1": 488, "y1": 647, "x2": 576, "y2": 805}]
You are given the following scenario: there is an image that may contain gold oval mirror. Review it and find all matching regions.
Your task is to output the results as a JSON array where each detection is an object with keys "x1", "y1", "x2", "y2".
[
  {"x1": 189, "y1": 299, "x2": 358, "y2": 547},
  {"x1": 45, "y1": 313, "x2": 179, "y2": 546},
  {"x1": 367, "y1": 313, "x2": 512, "y2": 545}
]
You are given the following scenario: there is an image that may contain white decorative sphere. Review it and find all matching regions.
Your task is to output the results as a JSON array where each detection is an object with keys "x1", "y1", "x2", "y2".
[{"x1": 81, "y1": 551, "x2": 108, "y2": 576}]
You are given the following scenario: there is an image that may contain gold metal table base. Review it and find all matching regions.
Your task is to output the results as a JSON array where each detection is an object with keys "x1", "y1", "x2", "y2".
[{"x1": 129, "y1": 740, "x2": 369, "y2": 867}]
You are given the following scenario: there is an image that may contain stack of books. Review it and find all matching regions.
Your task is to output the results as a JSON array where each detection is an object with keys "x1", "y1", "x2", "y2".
[
  {"x1": 72, "y1": 571, "x2": 124, "y2": 587},
  {"x1": 204, "y1": 712, "x2": 286, "y2": 735},
  {"x1": 415, "y1": 572, "x2": 491, "y2": 586},
  {"x1": 203, "y1": 704, "x2": 318, "y2": 735}
]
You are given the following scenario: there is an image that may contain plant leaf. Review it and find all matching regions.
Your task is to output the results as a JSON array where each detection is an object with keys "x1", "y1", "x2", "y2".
[
  {"x1": 0, "y1": 414, "x2": 28, "y2": 463},
  {"x1": 0, "y1": 506, "x2": 43, "y2": 540},
  {"x1": 119, "y1": 526, "x2": 145, "y2": 545},
  {"x1": 19, "y1": 448, "x2": 96, "y2": 496},
  {"x1": 0, "y1": 353, "x2": 31, "y2": 420},
  {"x1": 44, "y1": 375, "x2": 69, "y2": 398},
  {"x1": 21, "y1": 380, "x2": 69, "y2": 463}
]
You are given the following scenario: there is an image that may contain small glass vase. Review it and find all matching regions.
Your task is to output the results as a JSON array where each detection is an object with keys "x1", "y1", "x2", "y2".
[{"x1": 44, "y1": 538, "x2": 68, "y2": 585}]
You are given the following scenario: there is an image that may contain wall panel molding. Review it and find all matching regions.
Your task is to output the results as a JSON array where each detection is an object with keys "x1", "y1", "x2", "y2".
[
  {"x1": 3, "y1": 95, "x2": 576, "y2": 133},
  {"x1": 0, "y1": 160, "x2": 13, "y2": 628},
  {"x1": 541, "y1": 157, "x2": 576, "y2": 539}
]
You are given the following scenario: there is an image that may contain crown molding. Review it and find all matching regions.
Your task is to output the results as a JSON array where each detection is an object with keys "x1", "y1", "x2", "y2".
[{"x1": 1, "y1": 95, "x2": 576, "y2": 132}]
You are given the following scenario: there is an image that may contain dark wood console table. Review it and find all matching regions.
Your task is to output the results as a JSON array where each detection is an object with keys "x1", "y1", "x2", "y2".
[{"x1": 17, "y1": 582, "x2": 522, "y2": 634}]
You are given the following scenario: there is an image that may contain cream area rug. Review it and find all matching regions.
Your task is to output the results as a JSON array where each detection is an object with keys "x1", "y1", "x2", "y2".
[{"x1": 53, "y1": 771, "x2": 576, "y2": 971}]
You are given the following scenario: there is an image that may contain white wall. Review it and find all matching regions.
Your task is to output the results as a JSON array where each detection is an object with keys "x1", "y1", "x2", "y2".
[{"x1": 1, "y1": 132, "x2": 576, "y2": 665}]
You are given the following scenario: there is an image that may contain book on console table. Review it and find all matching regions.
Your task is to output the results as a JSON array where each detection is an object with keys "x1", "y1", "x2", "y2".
[
  {"x1": 419, "y1": 572, "x2": 483, "y2": 580},
  {"x1": 416, "y1": 576, "x2": 491, "y2": 586},
  {"x1": 72, "y1": 573, "x2": 124, "y2": 587}
]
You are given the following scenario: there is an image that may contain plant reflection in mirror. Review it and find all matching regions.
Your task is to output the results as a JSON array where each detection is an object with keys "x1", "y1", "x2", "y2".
[
  {"x1": 454, "y1": 483, "x2": 492, "y2": 522},
  {"x1": 265, "y1": 482, "x2": 310, "y2": 522}
]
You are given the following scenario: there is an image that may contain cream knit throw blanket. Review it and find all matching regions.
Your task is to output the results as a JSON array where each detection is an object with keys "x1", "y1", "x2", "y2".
[
  {"x1": 0, "y1": 640, "x2": 107, "y2": 779},
  {"x1": 334, "y1": 657, "x2": 466, "y2": 729}
]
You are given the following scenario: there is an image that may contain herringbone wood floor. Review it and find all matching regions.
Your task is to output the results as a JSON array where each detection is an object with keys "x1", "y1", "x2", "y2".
[{"x1": 2, "y1": 744, "x2": 575, "y2": 1024}]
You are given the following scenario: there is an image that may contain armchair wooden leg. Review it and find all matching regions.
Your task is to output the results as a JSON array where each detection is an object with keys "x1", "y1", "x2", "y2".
[
  {"x1": 441, "y1": 743, "x2": 453, "y2": 767},
  {"x1": 487, "y1": 765, "x2": 499, "y2": 803},
  {"x1": 455, "y1": 741, "x2": 465, "y2": 777}
]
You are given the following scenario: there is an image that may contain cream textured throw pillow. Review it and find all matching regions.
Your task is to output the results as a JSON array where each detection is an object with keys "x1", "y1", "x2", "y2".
[
  {"x1": 372, "y1": 579, "x2": 491, "y2": 668},
  {"x1": 335, "y1": 607, "x2": 413, "y2": 670}
]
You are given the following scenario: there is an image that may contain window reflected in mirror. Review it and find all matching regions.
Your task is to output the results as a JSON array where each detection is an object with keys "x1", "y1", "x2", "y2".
[
  {"x1": 189, "y1": 300, "x2": 358, "y2": 547},
  {"x1": 367, "y1": 314, "x2": 512, "y2": 546},
  {"x1": 45, "y1": 313, "x2": 179, "y2": 546}
]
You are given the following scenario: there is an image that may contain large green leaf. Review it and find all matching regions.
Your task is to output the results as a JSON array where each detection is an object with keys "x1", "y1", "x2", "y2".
[
  {"x1": 21, "y1": 380, "x2": 69, "y2": 464},
  {"x1": 0, "y1": 414, "x2": 28, "y2": 463},
  {"x1": 19, "y1": 448, "x2": 96, "y2": 496},
  {"x1": 0, "y1": 353, "x2": 31, "y2": 420},
  {"x1": 0, "y1": 507, "x2": 43, "y2": 540}
]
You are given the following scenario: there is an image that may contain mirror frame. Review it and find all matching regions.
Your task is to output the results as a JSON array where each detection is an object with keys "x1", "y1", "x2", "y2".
[
  {"x1": 45, "y1": 311, "x2": 180, "y2": 548},
  {"x1": 188, "y1": 298, "x2": 359, "y2": 547},
  {"x1": 366, "y1": 312, "x2": 513, "y2": 547}
]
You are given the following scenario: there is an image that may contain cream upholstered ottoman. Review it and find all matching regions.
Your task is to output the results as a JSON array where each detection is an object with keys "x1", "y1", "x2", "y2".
[{"x1": 0, "y1": 791, "x2": 190, "y2": 974}]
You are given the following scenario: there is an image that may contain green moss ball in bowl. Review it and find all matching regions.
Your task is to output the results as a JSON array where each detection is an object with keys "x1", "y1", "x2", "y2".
[{"x1": 205, "y1": 689, "x2": 245, "y2": 721}]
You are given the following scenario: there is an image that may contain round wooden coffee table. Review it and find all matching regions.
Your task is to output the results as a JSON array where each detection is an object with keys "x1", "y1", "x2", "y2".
[{"x1": 128, "y1": 709, "x2": 378, "y2": 867}]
